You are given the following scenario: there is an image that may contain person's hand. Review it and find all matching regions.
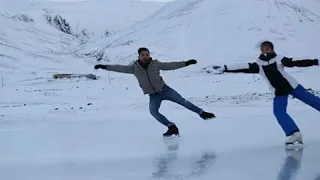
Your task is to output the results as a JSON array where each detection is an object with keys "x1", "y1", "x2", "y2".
[
  {"x1": 185, "y1": 59, "x2": 197, "y2": 66},
  {"x1": 94, "y1": 64, "x2": 107, "y2": 70}
]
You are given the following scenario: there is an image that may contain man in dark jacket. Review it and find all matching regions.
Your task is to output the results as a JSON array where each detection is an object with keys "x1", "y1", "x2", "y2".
[{"x1": 94, "y1": 47, "x2": 215, "y2": 137}]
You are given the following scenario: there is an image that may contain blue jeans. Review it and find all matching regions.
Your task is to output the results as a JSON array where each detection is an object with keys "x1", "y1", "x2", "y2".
[
  {"x1": 273, "y1": 84, "x2": 320, "y2": 136},
  {"x1": 149, "y1": 85, "x2": 204, "y2": 126}
]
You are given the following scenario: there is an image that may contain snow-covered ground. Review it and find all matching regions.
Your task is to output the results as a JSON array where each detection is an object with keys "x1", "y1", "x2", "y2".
[{"x1": 1, "y1": 0, "x2": 320, "y2": 179}]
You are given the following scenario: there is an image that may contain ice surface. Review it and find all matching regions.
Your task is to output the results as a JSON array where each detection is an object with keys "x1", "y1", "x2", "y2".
[
  {"x1": 1, "y1": 72, "x2": 320, "y2": 180},
  {"x1": 1, "y1": 0, "x2": 320, "y2": 179}
]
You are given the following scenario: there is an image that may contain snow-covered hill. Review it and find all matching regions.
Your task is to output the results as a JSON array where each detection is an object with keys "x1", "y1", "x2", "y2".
[
  {"x1": 1, "y1": 0, "x2": 319, "y2": 76},
  {"x1": 0, "y1": 0, "x2": 165, "y2": 35},
  {"x1": 79, "y1": 0, "x2": 320, "y2": 67},
  {"x1": 0, "y1": 0, "x2": 165, "y2": 83},
  {"x1": 1, "y1": 0, "x2": 320, "y2": 179}
]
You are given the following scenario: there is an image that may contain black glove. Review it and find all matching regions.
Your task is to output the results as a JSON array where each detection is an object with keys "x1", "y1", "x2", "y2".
[
  {"x1": 94, "y1": 64, "x2": 107, "y2": 70},
  {"x1": 185, "y1": 59, "x2": 197, "y2": 66}
]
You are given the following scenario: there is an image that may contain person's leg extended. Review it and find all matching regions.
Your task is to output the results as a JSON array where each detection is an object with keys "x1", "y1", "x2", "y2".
[
  {"x1": 291, "y1": 84, "x2": 320, "y2": 111},
  {"x1": 162, "y1": 86, "x2": 215, "y2": 119},
  {"x1": 273, "y1": 95, "x2": 300, "y2": 136},
  {"x1": 163, "y1": 86, "x2": 203, "y2": 114},
  {"x1": 149, "y1": 93, "x2": 172, "y2": 126}
]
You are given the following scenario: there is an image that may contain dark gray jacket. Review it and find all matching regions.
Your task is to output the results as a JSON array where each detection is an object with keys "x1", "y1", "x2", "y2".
[{"x1": 105, "y1": 59, "x2": 187, "y2": 94}]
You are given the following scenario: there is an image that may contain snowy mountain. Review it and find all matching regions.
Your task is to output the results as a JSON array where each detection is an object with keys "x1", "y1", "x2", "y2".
[
  {"x1": 1, "y1": 0, "x2": 320, "y2": 179},
  {"x1": 79, "y1": 0, "x2": 320, "y2": 67},
  {"x1": 0, "y1": 0, "x2": 164, "y2": 82}
]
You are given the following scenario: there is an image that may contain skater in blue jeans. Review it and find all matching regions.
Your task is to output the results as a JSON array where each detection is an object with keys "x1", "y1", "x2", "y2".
[
  {"x1": 94, "y1": 47, "x2": 215, "y2": 137},
  {"x1": 211, "y1": 41, "x2": 319, "y2": 146}
]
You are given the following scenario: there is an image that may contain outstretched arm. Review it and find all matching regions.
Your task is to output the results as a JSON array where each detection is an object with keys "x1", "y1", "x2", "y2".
[
  {"x1": 94, "y1": 64, "x2": 134, "y2": 74},
  {"x1": 213, "y1": 62, "x2": 259, "y2": 74},
  {"x1": 281, "y1": 57, "x2": 319, "y2": 67},
  {"x1": 157, "y1": 59, "x2": 197, "y2": 70}
]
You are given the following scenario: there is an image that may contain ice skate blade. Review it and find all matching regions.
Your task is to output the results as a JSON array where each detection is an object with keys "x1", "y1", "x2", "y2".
[
  {"x1": 163, "y1": 134, "x2": 180, "y2": 140},
  {"x1": 285, "y1": 142, "x2": 304, "y2": 150}
]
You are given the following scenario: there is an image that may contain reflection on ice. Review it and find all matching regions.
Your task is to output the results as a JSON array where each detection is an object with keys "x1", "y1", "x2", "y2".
[
  {"x1": 189, "y1": 152, "x2": 216, "y2": 177},
  {"x1": 153, "y1": 140, "x2": 180, "y2": 178},
  {"x1": 277, "y1": 148, "x2": 303, "y2": 180},
  {"x1": 1, "y1": 139, "x2": 320, "y2": 180},
  {"x1": 152, "y1": 139, "x2": 216, "y2": 179}
]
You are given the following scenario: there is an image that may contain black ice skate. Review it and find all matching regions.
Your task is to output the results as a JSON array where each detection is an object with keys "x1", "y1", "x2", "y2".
[
  {"x1": 163, "y1": 123, "x2": 179, "y2": 137},
  {"x1": 200, "y1": 111, "x2": 215, "y2": 120}
]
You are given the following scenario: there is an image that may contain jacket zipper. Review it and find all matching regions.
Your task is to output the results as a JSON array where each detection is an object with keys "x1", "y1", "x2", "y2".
[{"x1": 145, "y1": 69, "x2": 156, "y2": 93}]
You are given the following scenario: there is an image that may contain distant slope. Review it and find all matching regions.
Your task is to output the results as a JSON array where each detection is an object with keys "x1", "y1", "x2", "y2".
[
  {"x1": 25, "y1": 0, "x2": 166, "y2": 39},
  {"x1": 0, "y1": 0, "x2": 164, "y2": 35},
  {"x1": 0, "y1": 13, "x2": 81, "y2": 77},
  {"x1": 0, "y1": 0, "x2": 165, "y2": 80},
  {"x1": 79, "y1": 0, "x2": 320, "y2": 66}
]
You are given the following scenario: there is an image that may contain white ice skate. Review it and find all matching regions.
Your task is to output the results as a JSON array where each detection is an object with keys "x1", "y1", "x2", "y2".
[{"x1": 285, "y1": 132, "x2": 303, "y2": 149}]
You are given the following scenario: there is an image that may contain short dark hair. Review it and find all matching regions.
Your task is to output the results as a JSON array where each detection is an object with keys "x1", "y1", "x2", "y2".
[
  {"x1": 138, "y1": 47, "x2": 149, "y2": 55},
  {"x1": 260, "y1": 41, "x2": 274, "y2": 50}
]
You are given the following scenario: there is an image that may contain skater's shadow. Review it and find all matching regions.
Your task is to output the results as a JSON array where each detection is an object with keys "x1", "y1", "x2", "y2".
[
  {"x1": 152, "y1": 139, "x2": 216, "y2": 179},
  {"x1": 276, "y1": 148, "x2": 303, "y2": 180}
]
